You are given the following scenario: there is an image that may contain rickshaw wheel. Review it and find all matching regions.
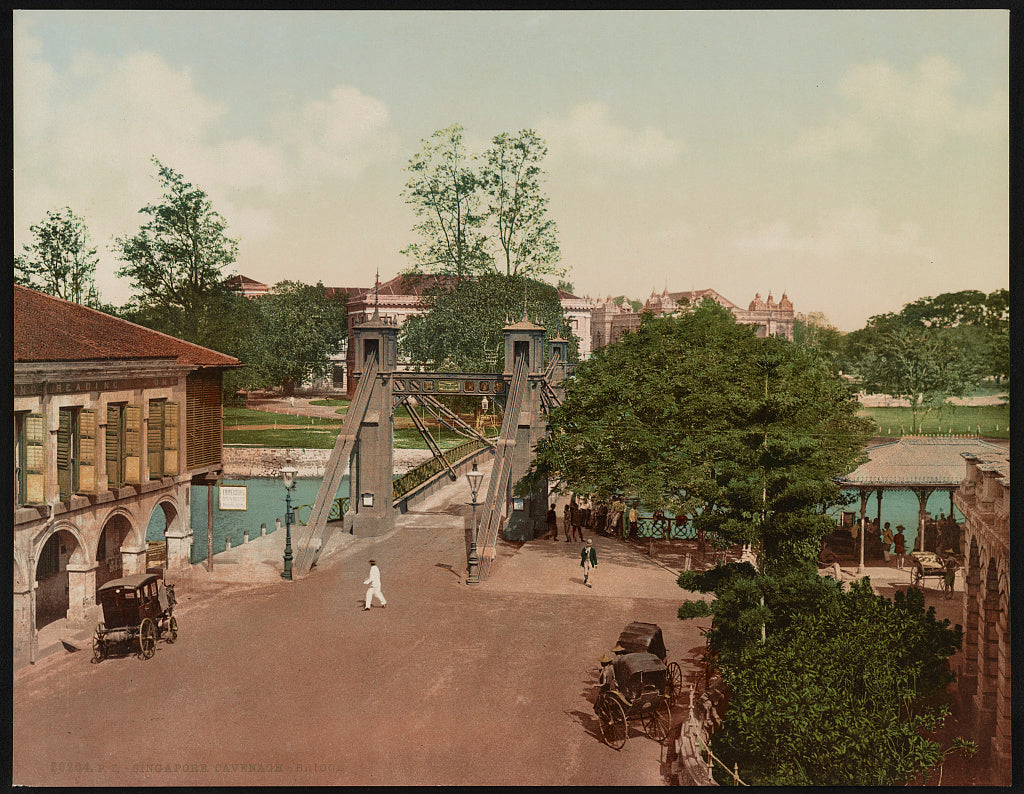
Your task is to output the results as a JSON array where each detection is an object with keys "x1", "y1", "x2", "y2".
[
  {"x1": 642, "y1": 697, "x2": 672, "y2": 741},
  {"x1": 665, "y1": 662, "x2": 683, "y2": 705},
  {"x1": 597, "y1": 695, "x2": 628, "y2": 749},
  {"x1": 912, "y1": 568, "x2": 923, "y2": 586},
  {"x1": 138, "y1": 618, "x2": 156, "y2": 659},
  {"x1": 91, "y1": 624, "x2": 106, "y2": 664},
  {"x1": 165, "y1": 616, "x2": 178, "y2": 643}
]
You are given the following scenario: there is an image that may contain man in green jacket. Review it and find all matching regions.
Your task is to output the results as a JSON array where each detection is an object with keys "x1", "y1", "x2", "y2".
[{"x1": 580, "y1": 538, "x2": 597, "y2": 588}]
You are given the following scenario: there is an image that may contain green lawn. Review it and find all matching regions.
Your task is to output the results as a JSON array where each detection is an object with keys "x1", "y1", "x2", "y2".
[
  {"x1": 224, "y1": 407, "x2": 335, "y2": 426},
  {"x1": 858, "y1": 404, "x2": 1009, "y2": 439}
]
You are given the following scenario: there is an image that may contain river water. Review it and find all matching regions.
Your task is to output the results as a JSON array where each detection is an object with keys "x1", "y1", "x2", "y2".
[{"x1": 145, "y1": 477, "x2": 351, "y2": 564}]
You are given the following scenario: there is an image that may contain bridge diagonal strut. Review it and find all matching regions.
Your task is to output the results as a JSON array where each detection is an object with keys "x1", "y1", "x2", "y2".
[
  {"x1": 417, "y1": 394, "x2": 496, "y2": 448},
  {"x1": 402, "y1": 396, "x2": 458, "y2": 481},
  {"x1": 476, "y1": 355, "x2": 529, "y2": 580},
  {"x1": 292, "y1": 354, "x2": 379, "y2": 576}
]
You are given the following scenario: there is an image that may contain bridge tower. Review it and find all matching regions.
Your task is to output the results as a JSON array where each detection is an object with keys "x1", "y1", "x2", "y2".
[
  {"x1": 501, "y1": 317, "x2": 548, "y2": 541},
  {"x1": 345, "y1": 311, "x2": 397, "y2": 537}
]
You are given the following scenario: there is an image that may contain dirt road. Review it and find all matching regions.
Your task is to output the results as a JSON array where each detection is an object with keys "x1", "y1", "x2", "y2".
[{"x1": 13, "y1": 473, "x2": 709, "y2": 787}]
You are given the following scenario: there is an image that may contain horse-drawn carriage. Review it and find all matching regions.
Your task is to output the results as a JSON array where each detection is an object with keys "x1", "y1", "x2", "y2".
[
  {"x1": 92, "y1": 573, "x2": 177, "y2": 662},
  {"x1": 594, "y1": 623, "x2": 683, "y2": 749}
]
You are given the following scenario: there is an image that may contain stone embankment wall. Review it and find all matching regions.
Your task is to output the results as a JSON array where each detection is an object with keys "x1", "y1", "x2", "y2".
[{"x1": 223, "y1": 447, "x2": 434, "y2": 478}]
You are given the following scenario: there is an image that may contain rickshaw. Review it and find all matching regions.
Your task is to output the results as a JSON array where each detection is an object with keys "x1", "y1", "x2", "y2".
[
  {"x1": 92, "y1": 572, "x2": 177, "y2": 662},
  {"x1": 909, "y1": 551, "x2": 960, "y2": 598},
  {"x1": 594, "y1": 652, "x2": 674, "y2": 749},
  {"x1": 616, "y1": 621, "x2": 683, "y2": 700}
]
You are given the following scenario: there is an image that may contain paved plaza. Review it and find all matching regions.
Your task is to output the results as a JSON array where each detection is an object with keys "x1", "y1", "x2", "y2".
[{"x1": 13, "y1": 464, "x2": 711, "y2": 787}]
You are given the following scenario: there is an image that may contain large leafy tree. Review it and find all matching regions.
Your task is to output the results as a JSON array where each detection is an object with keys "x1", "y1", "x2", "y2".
[
  {"x1": 855, "y1": 325, "x2": 984, "y2": 433},
  {"x1": 678, "y1": 565, "x2": 967, "y2": 785},
  {"x1": 792, "y1": 311, "x2": 843, "y2": 374},
  {"x1": 114, "y1": 157, "x2": 239, "y2": 345},
  {"x1": 15, "y1": 207, "x2": 102, "y2": 306},
  {"x1": 400, "y1": 273, "x2": 576, "y2": 372},
  {"x1": 531, "y1": 300, "x2": 871, "y2": 571},
  {"x1": 479, "y1": 129, "x2": 563, "y2": 278},
  {"x1": 841, "y1": 288, "x2": 1008, "y2": 391},
  {"x1": 233, "y1": 281, "x2": 348, "y2": 394},
  {"x1": 401, "y1": 125, "x2": 492, "y2": 277}
]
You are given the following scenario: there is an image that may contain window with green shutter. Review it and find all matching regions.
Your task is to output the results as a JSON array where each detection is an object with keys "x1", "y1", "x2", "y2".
[{"x1": 57, "y1": 408, "x2": 77, "y2": 500}]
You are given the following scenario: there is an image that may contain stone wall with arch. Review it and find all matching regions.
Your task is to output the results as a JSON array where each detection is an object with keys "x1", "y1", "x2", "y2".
[
  {"x1": 953, "y1": 451, "x2": 1009, "y2": 784},
  {"x1": 14, "y1": 478, "x2": 194, "y2": 669}
]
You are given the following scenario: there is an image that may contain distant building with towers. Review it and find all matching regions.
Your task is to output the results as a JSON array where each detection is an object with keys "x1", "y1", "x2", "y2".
[{"x1": 591, "y1": 288, "x2": 794, "y2": 352}]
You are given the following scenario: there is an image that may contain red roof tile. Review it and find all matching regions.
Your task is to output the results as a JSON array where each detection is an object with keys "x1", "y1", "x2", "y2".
[{"x1": 14, "y1": 285, "x2": 241, "y2": 368}]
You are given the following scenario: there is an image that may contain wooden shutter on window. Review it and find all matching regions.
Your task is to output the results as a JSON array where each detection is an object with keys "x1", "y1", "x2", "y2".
[
  {"x1": 148, "y1": 401, "x2": 164, "y2": 479},
  {"x1": 106, "y1": 405, "x2": 122, "y2": 489},
  {"x1": 78, "y1": 409, "x2": 97, "y2": 494},
  {"x1": 186, "y1": 371, "x2": 223, "y2": 469},
  {"x1": 163, "y1": 402, "x2": 179, "y2": 475},
  {"x1": 124, "y1": 405, "x2": 142, "y2": 484},
  {"x1": 24, "y1": 414, "x2": 46, "y2": 505},
  {"x1": 57, "y1": 409, "x2": 72, "y2": 500}
]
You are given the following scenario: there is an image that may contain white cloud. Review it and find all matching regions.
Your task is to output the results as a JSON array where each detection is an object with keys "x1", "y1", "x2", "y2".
[
  {"x1": 279, "y1": 86, "x2": 397, "y2": 180},
  {"x1": 733, "y1": 206, "x2": 933, "y2": 262},
  {"x1": 539, "y1": 101, "x2": 684, "y2": 171},
  {"x1": 13, "y1": 24, "x2": 397, "y2": 304},
  {"x1": 790, "y1": 55, "x2": 1007, "y2": 158}
]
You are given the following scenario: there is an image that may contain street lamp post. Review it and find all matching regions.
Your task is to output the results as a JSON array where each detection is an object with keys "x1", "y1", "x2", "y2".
[
  {"x1": 280, "y1": 458, "x2": 298, "y2": 580},
  {"x1": 466, "y1": 462, "x2": 484, "y2": 584}
]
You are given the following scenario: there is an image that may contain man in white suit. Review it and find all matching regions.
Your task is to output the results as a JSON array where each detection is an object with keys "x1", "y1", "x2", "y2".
[{"x1": 363, "y1": 559, "x2": 387, "y2": 610}]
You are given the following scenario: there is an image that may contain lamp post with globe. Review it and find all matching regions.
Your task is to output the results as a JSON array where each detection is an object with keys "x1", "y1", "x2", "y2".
[
  {"x1": 280, "y1": 458, "x2": 298, "y2": 580},
  {"x1": 466, "y1": 462, "x2": 484, "y2": 584}
]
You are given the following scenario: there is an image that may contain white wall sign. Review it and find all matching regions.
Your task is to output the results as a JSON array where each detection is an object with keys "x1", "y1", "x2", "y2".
[{"x1": 218, "y1": 485, "x2": 248, "y2": 511}]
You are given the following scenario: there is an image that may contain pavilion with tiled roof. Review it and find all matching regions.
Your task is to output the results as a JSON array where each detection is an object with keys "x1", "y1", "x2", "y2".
[{"x1": 835, "y1": 437, "x2": 1008, "y2": 561}]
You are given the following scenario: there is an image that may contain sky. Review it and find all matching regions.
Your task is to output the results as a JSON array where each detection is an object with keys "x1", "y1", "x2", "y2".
[{"x1": 13, "y1": 10, "x2": 1009, "y2": 332}]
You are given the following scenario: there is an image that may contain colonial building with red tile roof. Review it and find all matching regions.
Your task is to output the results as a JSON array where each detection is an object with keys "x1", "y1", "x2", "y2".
[{"x1": 13, "y1": 286, "x2": 240, "y2": 670}]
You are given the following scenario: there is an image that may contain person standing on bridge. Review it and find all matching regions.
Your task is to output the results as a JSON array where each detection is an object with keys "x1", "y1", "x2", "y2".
[
  {"x1": 580, "y1": 539, "x2": 597, "y2": 588},
  {"x1": 363, "y1": 559, "x2": 387, "y2": 610}
]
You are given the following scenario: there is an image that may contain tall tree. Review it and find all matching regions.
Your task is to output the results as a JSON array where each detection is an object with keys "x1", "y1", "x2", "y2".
[
  {"x1": 400, "y1": 273, "x2": 576, "y2": 372},
  {"x1": 401, "y1": 125, "x2": 492, "y2": 277},
  {"x1": 15, "y1": 207, "x2": 102, "y2": 305},
  {"x1": 114, "y1": 157, "x2": 239, "y2": 344},
  {"x1": 855, "y1": 324, "x2": 983, "y2": 433},
  {"x1": 233, "y1": 281, "x2": 348, "y2": 394},
  {"x1": 530, "y1": 300, "x2": 872, "y2": 571},
  {"x1": 479, "y1": 129, "x2": 563, "y2": 278},
  {"x1": 792, "y1": 311, "x2": 843, "y2": 374}
]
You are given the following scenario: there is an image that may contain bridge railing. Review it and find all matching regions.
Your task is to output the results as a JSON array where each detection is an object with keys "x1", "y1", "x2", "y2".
[
  {"x1": 391, "y1": 438, "x2": 489, "y2": 502},
  {"x1": 295, "y1": 497, "x2": 349, "y2": 526}
]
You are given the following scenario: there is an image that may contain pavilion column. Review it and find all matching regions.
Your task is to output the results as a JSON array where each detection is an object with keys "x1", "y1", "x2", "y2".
[
  {"x1": 912, "y1": 487, "x2": 929, "y2": 552},
  {"x1": 857, "y1": 488, "x2": 868, "y2": 574}
]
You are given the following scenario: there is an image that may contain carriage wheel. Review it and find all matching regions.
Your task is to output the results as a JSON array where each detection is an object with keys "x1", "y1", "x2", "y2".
[
  {"x1": 912, "y1": 567, "x2": 923, "y2": 586},
  {"x1": 596, "y1": 695, "x2": 628, "y2": 749},
  {"x1": 665, "y1": 662, "x2": 683, "y2": 706},
  {"x1": 91, "y1": 624, "x2": 106, "y2": 664},
  {"x1": 642, "y1": 697, "x2": 672, "y2": 742},
  {"x1": 165, "y1": 616, "x2": 178, "y2": 643},
  {"x1": 138, "y1": 618, "x2": 156, "y2": 660}
]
